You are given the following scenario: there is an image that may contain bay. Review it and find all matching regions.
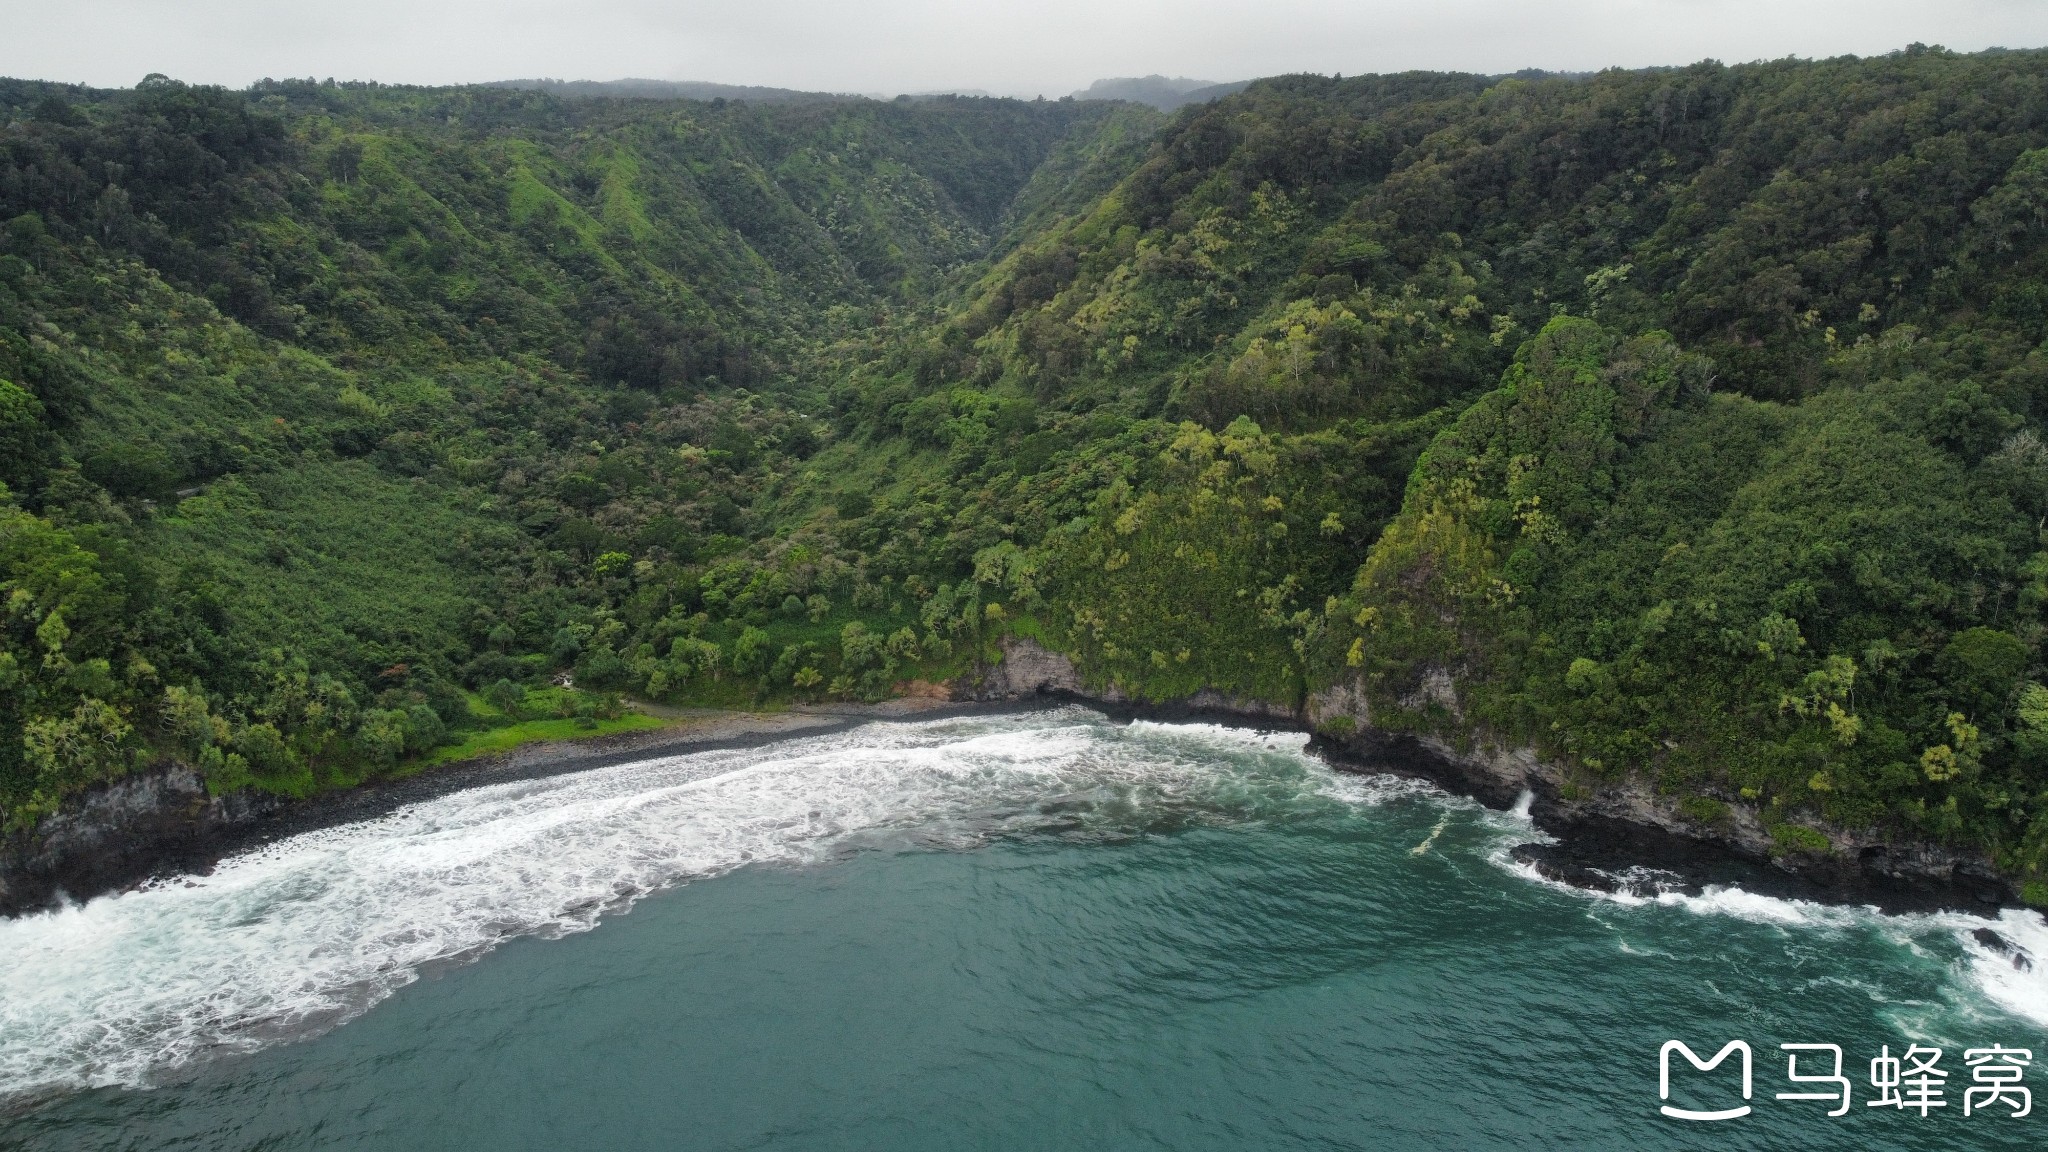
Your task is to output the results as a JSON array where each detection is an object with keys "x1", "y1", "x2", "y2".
[{"x1": 3, "y1": 708, "x2": 2044, "y2": 1150}]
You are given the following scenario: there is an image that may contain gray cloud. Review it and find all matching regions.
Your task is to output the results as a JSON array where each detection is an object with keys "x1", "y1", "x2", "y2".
[{"x1": 3, "y1": 0, "x2": 2045, "y2": 95}]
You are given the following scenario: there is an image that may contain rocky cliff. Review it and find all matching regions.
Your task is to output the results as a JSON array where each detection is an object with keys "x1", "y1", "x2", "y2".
[
  {"x1": 0, "y1": 763, "x2": 280, "y2": 916},
  {"x1": 967, "y1": 638, "x2": 2018, "y2": 916}
]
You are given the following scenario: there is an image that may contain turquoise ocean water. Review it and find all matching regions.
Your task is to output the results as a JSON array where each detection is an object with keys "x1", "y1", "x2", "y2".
[{"x1": 3, "y1": 708, "x2": 2046, "y2": 1150}]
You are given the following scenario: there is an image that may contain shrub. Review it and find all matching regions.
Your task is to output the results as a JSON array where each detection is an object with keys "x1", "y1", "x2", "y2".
[
  {"x1": 482, "y1": 678, "x2": 525, "y2": 718},
  {"x1": 1768, "y1": 823, "x2": 1833, "y2": 857},
  {"x1": 1678, "y1": 795, "x2": 1731, "y2": 827}
]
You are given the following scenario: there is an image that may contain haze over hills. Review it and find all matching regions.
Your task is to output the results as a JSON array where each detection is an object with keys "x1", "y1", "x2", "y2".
[
  {"x1": 8, "y1": 49, "x2": 2048, "y2": 901},
  {"x1": 1068, "y1": 75, "x2": 1251, "y2": 109},
  {"x1": 486, "y1": 75, "x2": 1253, "y2": 111},
  {"x1": 487, "y1": 78, "x2": 856, "y2": 103}
]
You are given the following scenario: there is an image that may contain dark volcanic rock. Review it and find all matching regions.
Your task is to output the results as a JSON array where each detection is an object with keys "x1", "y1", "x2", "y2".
[
  {"x1": 1366, "y1": 735, "x2": 2017, "y2": 916},
  {"x1": 970, "y1": 645, "x2": 2025, "y2": 918},
  {"x1": 0, "y1": 762, "x2": 283, "y2": 917},
  {"x1": 1974, "y1": 927, "x2": 2035, "y2": 971},
  {"x1": 1510, "y1": 843, "x2": 1691, "y2": 899}
]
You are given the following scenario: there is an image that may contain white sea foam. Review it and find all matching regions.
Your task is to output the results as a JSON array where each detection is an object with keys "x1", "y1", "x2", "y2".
[
  {"x1": 1313, "y1": 769, "x2": 1445, "y2": 808},
  {"x1": 1655, "y1": 884, "x2": 1875, "y2": 928},
  {"x1": 1496, "y1": 839, "x2": 2048, "y2": 1029},
  {"x1": 23, "y1": 701, "x2": 2041, "y2": 1105},
  {"x1": 1122, "y1": 719, "x2": 1310, "y2": 757},
  {"x1": 1508, "y1": 789, "x2": 1534, "y2": 822},
  {"x1": 0, "y1": 708, "x2": 1361, "y2": 1101},
  {"x1": 1957, "y1": 908, "x2": 2048, "y2": 1027}
]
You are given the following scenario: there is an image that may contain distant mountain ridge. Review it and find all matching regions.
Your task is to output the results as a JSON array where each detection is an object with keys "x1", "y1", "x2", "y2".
[
  {"x1": 1069, "y1": 75, "x2": 1250, "y2": 110},
  {"x1": 486, "y1": 75, "x2": 1253, "y2": 111},
  {"x1": 487, "y1": 77, "x2": 855, "y2": 103}
]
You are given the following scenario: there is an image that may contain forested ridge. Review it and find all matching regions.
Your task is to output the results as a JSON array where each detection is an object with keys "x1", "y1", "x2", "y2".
[{"x1": 9, "y1": 48, "x2": 2048, "y2": 894}]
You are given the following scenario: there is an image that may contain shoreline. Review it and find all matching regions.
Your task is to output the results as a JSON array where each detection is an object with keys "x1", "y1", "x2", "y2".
[
  {"x1": 194, "y1": 699, "x2": 1024, "y2": 853},
  {"x1": 0, "y1": 697, "x2": 1010, "y2": 918},
  {"x1": 0, "y1": 683, "x2": 2029, "y2": 926},
  {"x1": 1330, "y1": 731, "x2": 2022, "y2": 920},
  {"x1": 1059, "y1": 695, "x2": 2023, "y2": 919}
]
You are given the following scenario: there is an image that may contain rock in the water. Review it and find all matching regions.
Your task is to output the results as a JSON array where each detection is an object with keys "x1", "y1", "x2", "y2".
[{"x1": 1973, "y1": 927, "x2": 2034, "y2": 971}]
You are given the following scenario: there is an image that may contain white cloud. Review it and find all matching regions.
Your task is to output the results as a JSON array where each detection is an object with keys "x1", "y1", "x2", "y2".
[{"x1": 2, "y1": 0, "x2": 2044, "y2": 95}]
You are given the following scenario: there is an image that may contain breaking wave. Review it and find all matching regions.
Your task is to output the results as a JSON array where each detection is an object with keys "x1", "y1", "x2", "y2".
[
  {"x1": 7, "y1": 702, "x2": 2045, "y2": 1112},
  {"x1": 0, "y1": 709, "x2": 1397, "y2": 1102},
  {"x1": 1495, "y1": 834, "x2": 2048, "y2": 1031}
]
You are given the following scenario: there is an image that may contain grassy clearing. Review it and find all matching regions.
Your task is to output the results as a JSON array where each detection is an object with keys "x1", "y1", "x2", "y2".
[{"x1": 421, "y1": 711, "x2": 670, "y2": 767}]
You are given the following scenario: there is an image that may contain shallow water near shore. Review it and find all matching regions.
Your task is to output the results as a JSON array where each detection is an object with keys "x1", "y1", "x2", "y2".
[{"x1": 4, "y1": 707, "x2": 2048, "y2": 1149}]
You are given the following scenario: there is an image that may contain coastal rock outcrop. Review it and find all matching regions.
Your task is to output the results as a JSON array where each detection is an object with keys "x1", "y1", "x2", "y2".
[
  {"x1": 0, "y1": 762, "x2": 279, "y2": 916},
  {"x1": 969, "y1": 637, "x2": 1095, "y2": 699},
  {"x1": 966, "y1": 642, "x2": 2021, "y2": 916}
]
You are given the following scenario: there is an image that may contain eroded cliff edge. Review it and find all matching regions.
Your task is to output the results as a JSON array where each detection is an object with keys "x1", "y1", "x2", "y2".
[{"x1": 967, "y1": 638, "x2": 2019, "y2": 917}]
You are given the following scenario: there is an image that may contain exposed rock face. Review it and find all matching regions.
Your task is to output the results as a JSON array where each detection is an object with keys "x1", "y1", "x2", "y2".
[
  {"x1": 969, "y1": 642, "x2": 2020, "y2": 916},
  {"x1": 963, "y1": 638, "x2": 1298, "y2": 722},
  {"x1": 1173, "y1": 688, "x2": 1297, "y2": 722},
  {"x1": 0, "y1": 762, "x2": 280, "y2": 916},
  {"x1": 1321, "y1": 715, "x2": 2016, "y2": 916},
  {"x1": 1398, "y1": 666, "x2": 1462, "y2": 721},
  {"x1": 1305, "y1": 680, "x2": 1370, "y2": 731},
  {"x1": 968, "y1": 637, "x2": 1094, "y2": 699}
]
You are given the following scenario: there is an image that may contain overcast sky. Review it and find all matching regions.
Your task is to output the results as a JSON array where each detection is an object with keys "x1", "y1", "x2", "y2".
[{"x1": 4, "y1": 0, "x2": 2046, "y2": 97}]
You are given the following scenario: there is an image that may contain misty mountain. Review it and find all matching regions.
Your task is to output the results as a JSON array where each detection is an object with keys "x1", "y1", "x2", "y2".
[
  {"x1": 1069, "y1": 74, "x2": 1249, "y2": 110},
  {"x1": 487, "y1": 75, "x2": 1254, "y2": 112},
  {"x1": 489, "y1": 77, "x2": 854, "y2": 103}
]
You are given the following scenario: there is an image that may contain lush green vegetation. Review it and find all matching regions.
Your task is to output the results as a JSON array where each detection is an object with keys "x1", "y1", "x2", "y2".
[
  {"x1": 422, "y1": 687, "x2": 667, "y2": 767},
  {"x1": 0, "y1": 75, "x2": 1149, "y2": 819},
  {"x1": 11, "y1": 49, "x2": 2048, "y2": 891}
]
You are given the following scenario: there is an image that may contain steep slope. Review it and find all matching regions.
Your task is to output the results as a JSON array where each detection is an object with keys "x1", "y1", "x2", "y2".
[
  {"x1": 11, "y1": 48, "x2": 2048, "y2": 899},
  {"x1": 849, "y1": 48, "x2": 2048, "y2": 890},
  {"x1": 0, "y1": 77, "x2": 1155, "y2": 821}
]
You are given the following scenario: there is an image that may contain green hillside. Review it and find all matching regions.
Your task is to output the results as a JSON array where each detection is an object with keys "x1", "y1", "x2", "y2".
[{"x1": 9, "y1": 49, "x2": 2048, "y2": 892}]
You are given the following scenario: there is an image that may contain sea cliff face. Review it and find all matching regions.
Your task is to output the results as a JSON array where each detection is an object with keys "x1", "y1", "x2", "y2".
[
  {"x1": 968, "y1": 638, "x2": 2019, "y2": 916},
  {"x1": 0, "y1": 764, "x2": 281, "y2": 916}
]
